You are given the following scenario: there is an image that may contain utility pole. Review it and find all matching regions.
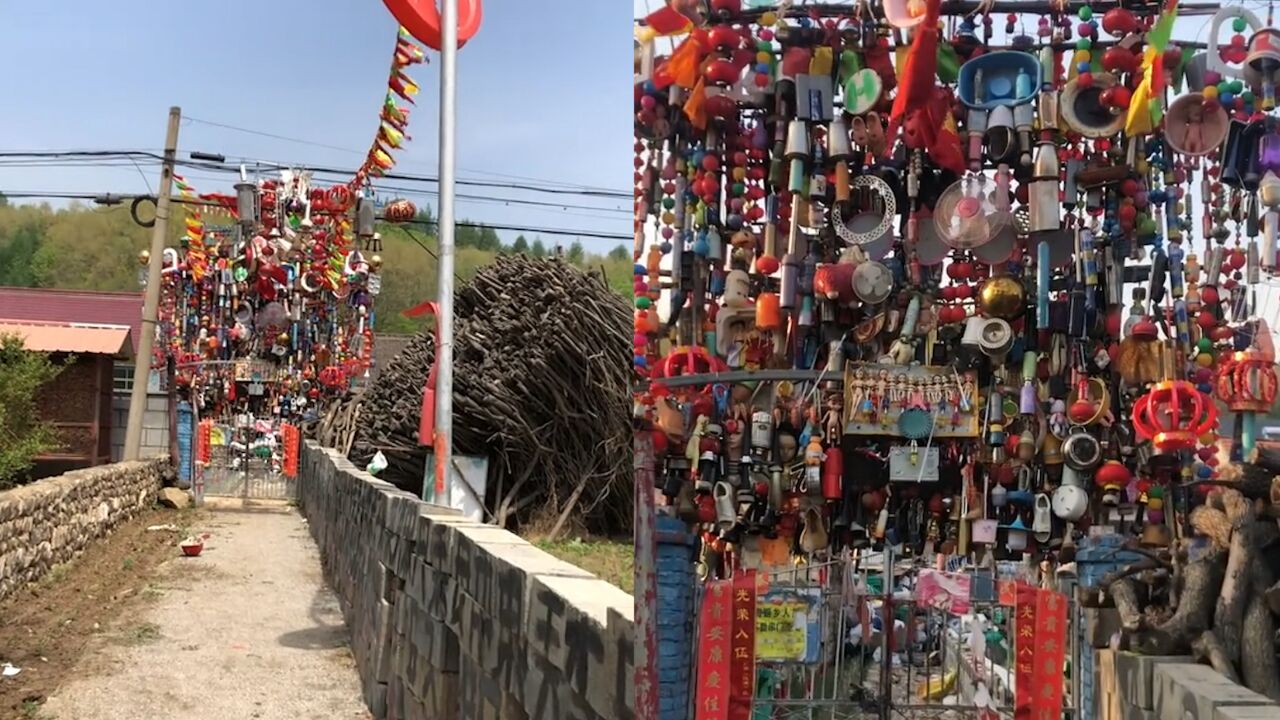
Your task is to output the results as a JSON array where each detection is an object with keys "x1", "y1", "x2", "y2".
[
  {"x1": 431, "y1": 0, "x2": 459, "y2": 506},
  {"x1": 124, "y1": 106, "x2": 181, "y2": 461}
]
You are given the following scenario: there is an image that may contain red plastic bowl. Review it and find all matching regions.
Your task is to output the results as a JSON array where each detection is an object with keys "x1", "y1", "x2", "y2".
[{"x1": 180, "y1": 542, "x2": 204, "y2": 557}]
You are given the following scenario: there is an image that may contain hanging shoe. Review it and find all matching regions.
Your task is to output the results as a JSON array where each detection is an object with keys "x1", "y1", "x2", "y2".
[{"x1": 800, "y1": 506, "x2": 830, "y2": 553}]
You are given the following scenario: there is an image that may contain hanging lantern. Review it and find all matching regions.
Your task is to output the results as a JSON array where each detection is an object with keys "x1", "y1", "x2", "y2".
[
  {"x1": 1094, "y1": 460, "x2": 1133, "y2": 506},
  {"x1": 384, "y1": 198, "x2": 417, "y2": 223},
  {"x1": 1214, "y1": 348, "x2": 1279, "y2": 412},
  {"x1": 1131, "y1": 380, "x2": 1219, "y2": 452}
]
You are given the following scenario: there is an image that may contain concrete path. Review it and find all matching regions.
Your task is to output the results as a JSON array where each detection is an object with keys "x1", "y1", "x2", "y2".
[{"x1": 41, "y1": 504, "x2": 370, "y2": 720}]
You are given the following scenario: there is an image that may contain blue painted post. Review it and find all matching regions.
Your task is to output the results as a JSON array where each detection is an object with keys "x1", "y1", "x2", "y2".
[
  {"x1": 1075, "y1": 535, "x2": 1140, "y2": 720},
  {"x1": 655, "y1": 514, "x2": 697, "y2": 720},
  {"x1": 176, "y1": 401, "x2": 194, "y2": 488}
]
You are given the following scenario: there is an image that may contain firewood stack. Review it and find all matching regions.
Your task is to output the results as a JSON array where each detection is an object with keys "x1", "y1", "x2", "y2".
[
  {"x1": 311, "y1": 255, "x2": 632, "y2": 535},
  {"x1": 1089, "y1": 447, "x2": 1280, "y2": 700}
]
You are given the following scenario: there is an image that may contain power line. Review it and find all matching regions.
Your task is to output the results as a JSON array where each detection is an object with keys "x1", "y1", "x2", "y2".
[
  {"x1": 181, "y1": 115, "x2": 627, "y2": 193},
  {"x1": 0, "y1": 190, "x2": 632, "y2": 241},
  {"x1": 0, "y1": 158, "x2": 629, "y2": 216},
  {"x1": 0, "y1": 150, "x2": 632, "y2": 199}
]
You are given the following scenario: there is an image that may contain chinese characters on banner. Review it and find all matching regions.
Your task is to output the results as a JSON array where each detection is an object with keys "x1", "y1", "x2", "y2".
[
  {"x1": 1014, "y1": 583, "x2": 1037, "y2": 720},
  {"x1": 1013, "y1": 583, "x2": 1069, "y2": 719},
  {"x1": 728, "y1": 571, "x2": 756, "y2": 720},
  {"x1": 695, "y1": 580, "x2": 732, "y2": 720},
  {"x1": 1032, "y1": 588, "x2": 1068, "y2": 719}
]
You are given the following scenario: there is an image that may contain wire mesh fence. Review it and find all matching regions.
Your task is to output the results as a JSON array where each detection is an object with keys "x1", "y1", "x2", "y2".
[
  {"x1": 199, "y1": 420, "x2": 295, "y2": 500},
  {"x1": 746, "y1": 554, "x2": 1078, "y2": 720}
]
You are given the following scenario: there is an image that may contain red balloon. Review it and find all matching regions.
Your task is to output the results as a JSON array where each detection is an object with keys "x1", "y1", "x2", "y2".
[{"x1": 384, "y1": 0, "x2": 483, "y2": 51}]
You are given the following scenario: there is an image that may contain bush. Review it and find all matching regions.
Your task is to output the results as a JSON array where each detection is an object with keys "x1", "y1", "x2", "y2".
[{"x1": 0, "y1": 334, "x2": 66, "y2": 487}]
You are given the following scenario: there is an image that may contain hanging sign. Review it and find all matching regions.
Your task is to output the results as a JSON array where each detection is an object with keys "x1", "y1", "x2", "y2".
[
  {"x1": 728, "y1": 571, "x2": 756, "y2": 720},
  {"x1": 754, "y1": 587, "x2": 821, "y2": 663},
  {"x1": 695, "y1": 580, "x2": 732, "y2": 720},
  {"x1": 1014, "y1": 583, "x2": 1037, "y2": 719},
  {"x1": 1031, "y1": 589, "x2": 1069, "y2": 719}
]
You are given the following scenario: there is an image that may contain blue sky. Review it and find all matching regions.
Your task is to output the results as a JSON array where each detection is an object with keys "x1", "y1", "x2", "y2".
[{"x1": 0, "y1": 1, "x2": 634, "y2": 253}]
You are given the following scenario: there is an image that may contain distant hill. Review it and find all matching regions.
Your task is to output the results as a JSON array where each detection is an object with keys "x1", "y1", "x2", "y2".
[{"x1": 0, "y1": 196, "x2": 632, "y2": 334}]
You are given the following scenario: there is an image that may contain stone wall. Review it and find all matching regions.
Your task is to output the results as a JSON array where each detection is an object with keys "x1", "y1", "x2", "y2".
[
  {"x1": 298, "y1": 441, "x2": 635, "y2": 720},
  {"x1": 1095, "y1": 650, "x2": 1280, "y2": 719},
  {"x1": 0, "y1": 456, "x2": 170, "y2": 601}
]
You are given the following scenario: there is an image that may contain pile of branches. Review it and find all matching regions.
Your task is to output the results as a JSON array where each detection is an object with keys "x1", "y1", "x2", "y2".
[
  {"x1": 1083, "y1": 452, "x2": 1280, "y2": 700},
  {"x1": 312, "y1": 254, "x2": 632, "y2": 537}
]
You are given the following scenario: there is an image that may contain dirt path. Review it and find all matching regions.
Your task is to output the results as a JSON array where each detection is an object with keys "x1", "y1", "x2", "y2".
[{"x1": 39, "y1": 504, "x2": 369, "y2": 720}]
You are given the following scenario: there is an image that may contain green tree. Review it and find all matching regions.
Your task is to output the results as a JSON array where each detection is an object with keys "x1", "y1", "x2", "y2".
[
  {"x1": 510, "y1": 235, "x2": 530, "y2": 254},
  {"x1": 567, "y1": 241, "x2": 585, "y2": 265},
  {"x1": 531, "y1": 239, "x2": 547, "y2": 257},
  {"x1": 0, "y1": 335, "x2": 66, "y2": 487},
  {"x1": 607, "y1": 244, "x2": 629, "y2": 261}
]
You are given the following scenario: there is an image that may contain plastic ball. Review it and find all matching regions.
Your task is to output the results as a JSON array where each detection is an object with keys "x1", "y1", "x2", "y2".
[
  {"x1": 1204, "y1": 85, "x2": 1219, "y2": 101},
  {"x1": 1196, "y1": 353, "x2": 1214, "y2": 368},
  {"x1": 756, "y1": 255, "x2": 780, "y2": 275},
  {"x1": 1197, "y1": 465, "x2": 1213, "y2": 479},
  {"x1": 1077, "y1": 61, "x2": 1092, "y2": 74},
  {"x1": 1078, "y1": 72, "x2": 1094, "y2": 88},
  {"x1": 636, "y1": 296, "x2": 652, "y2": 310},
  {"x1": 1078, "y1": 6, "x2": 1093, "y2": 20}
]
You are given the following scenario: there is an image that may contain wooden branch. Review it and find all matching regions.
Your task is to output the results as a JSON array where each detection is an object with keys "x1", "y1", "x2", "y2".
[{"x1": 1193, "y1": 630, "x2": 1241, "y2": 685}]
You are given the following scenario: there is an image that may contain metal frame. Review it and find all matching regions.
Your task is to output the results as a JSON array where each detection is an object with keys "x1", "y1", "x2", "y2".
[{"x1": 739, "y1": 555, "x2": 1079, "y2": 720}]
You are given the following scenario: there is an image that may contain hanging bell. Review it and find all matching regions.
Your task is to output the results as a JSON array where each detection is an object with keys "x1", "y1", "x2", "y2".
[{"x1": 1247, "y1": 29, "x2": 1280, "y2": 76}]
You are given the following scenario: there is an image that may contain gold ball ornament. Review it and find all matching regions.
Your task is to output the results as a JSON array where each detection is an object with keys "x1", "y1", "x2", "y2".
[
  {"x1": 277, "y1": 332, "x2": 291, "y2": 345},
  {"x1": 977, "y1": 276, "x2": 1025, "y2": 320},
  {"x1": 138, "y1": 249, "x2": 151, "y2": 265},
  {"x1": 369, "y1": 254, "x2": 384, "y2": 271}
]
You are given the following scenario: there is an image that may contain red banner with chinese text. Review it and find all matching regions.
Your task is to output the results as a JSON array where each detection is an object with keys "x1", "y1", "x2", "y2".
[
  {"x1": 728, "y1": 570, "x2": 756, "y2": 720},
  {"x1": 281, "y1": 423, "x2": 300, "y2": 478},
  {"x1": 695, "y1": 579, "x2": 732, "y2": 720},
  {"x1": 1013, "y1": 583, "x2": 1037, "y2": 719},
  {"x1": 1032, "y1": 588, "x2": 1068, "y2": 719}
]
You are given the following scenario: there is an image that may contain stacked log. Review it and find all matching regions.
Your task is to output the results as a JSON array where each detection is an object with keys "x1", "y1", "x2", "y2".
[
  {"x1": 1092, "y1": 454, "x2": 1280, "y2": 700},
  {"x1": 311, "y1": 255, "x2": 631, "y2": 535}
]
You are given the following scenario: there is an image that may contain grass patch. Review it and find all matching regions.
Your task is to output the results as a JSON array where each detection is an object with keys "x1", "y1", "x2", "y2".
[
  {"x1": 21, "y1": 699, "x2": 51, "y2": 719},
  {"x1": 119, "y1": 622, "x2": 161, "y2": 646},
  {"x1": 42, "y1": 563, "x2": 70, "y2": 586},
  {"x1": 533, "y1": 537, "x2": 633, "y2": 594}
]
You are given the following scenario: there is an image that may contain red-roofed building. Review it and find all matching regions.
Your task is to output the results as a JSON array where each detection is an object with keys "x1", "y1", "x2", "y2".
[
  {"x1": 0, "y1": 286, "x2": 170, "y2": 475},
  {"x1": 0, "y1": 287, "x2": 146, "y2": 355}
]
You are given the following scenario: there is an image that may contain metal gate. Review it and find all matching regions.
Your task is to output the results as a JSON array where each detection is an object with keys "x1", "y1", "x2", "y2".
[
  {"x1": 196, "y1": 418, "x2": 296, "y2": 500},
  {"x1": 748, "y1": 555, "x2": 1079, "y2": 720}
]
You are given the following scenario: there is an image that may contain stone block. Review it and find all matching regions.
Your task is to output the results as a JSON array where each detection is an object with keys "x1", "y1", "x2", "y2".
[
  {"x1": 1154, "y1": 663, "x2": 1274, "y2": 720},
  {"x1": 1122, "y1": 705, "x2": 1158, "y2": 720},
  {"x1": 1115, "y1": 652, "x2": 1194, "y2": 710},
  {"x1": 1214, "y1": 706, "x2": 1280, "y2": 720},
  {"x1": 525, "y1": 574, "x2": 629, "y2": 715}
]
